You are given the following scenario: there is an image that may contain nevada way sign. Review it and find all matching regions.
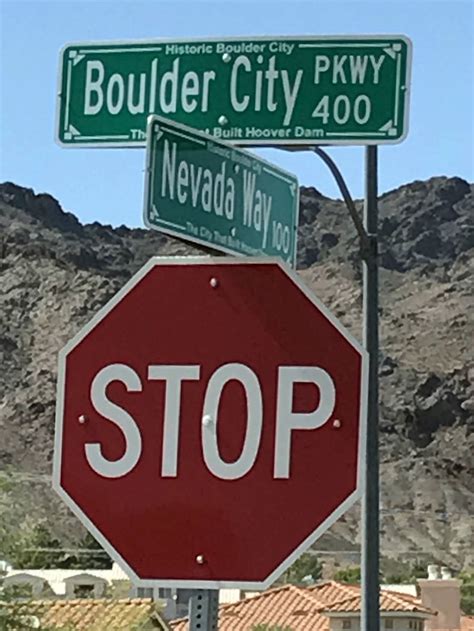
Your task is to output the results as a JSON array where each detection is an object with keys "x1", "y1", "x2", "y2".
[
  {"x1": 56, "y1": 35, "x2": 412, "y2": 147},
  {"x1": 143, "y1": 116, "x2": 299, "y2": 264}
]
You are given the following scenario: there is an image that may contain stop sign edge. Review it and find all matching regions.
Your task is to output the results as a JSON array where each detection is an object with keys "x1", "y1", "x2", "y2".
[{"x1": 52, "y1": 255, "x2": 368, "y2": 590}]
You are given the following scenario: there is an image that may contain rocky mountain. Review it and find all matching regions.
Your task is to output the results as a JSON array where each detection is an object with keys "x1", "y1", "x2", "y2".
[{"x1": 0, "y1": 176, "x2": 472, "y2": 571}]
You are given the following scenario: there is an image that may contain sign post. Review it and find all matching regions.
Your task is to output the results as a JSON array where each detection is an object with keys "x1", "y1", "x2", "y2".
[
  {"x1": 189, "y1": 590, "x2": 219, "y2": 631},
  {"x1": 361, "y1": 146, "x2": 380, "y2": 631},
  {"x1": 56, "y1": 35, "x2": 411, "y2": 147},
  {"x1": 144, "y1": 116, "x2": 299, "y2": 264}
]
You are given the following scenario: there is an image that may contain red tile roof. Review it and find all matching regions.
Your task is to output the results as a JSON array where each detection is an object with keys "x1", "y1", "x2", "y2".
[
  {"x1": 170, "y1": 581, "x2": 434, "y2": 631},
  {"x1": 307, "y1": 580, "x2": 361, "y2": 604},
  {"x1": 170, "y1": 584, "x2": 329, "y2": 631}
]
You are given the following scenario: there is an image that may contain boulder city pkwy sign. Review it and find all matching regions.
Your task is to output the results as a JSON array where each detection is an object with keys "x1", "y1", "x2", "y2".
[
  {"x1": 143, "y1": 116, "x2": 299, "y2": 264},
  {"x1": 53, "y1": 258, "x2": 368, "y2": 588},
  {"x1": 56, "y1": 35, "x2": 412, "y2": 147}
]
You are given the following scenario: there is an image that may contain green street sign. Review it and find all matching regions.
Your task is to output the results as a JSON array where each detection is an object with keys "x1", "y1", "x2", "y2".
[
  {"x1": 143, "y1": 116, "x2": 299, "y2": 265},
  {"x1": 57, "y1": 35, "x2": 412, "y2": 147}
]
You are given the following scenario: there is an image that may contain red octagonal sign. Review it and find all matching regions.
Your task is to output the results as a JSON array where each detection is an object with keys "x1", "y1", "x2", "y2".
[{"x1": 53, "y1": 258, "x2": 367, "y2": 589}]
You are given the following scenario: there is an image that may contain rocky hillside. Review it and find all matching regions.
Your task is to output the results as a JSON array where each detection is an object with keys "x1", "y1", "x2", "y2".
[{"x1": 0, "y1": 176, "x2": 473, "y2": 570}]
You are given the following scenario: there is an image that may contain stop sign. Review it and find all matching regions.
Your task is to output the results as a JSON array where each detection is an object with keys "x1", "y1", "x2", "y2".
[{"x1": 53, "y1": 257, "x2": 367, "y2": 589}]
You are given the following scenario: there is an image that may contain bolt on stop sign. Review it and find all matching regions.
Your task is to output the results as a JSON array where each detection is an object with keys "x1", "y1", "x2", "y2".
[{"x1": 53, "y1": 258, "x2": 367, "y2": 589}]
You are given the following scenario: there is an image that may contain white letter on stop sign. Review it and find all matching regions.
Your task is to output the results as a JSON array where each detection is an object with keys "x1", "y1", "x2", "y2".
[
  {"x1": 274, "y1": 367, "x2": 336, "y2": 479},
  {"x1": 202, "y1": 363, "x2": 263, "y2": 480},
  {"x1": 87, "y1": 364, "x2": 143, "y2": 478},
  {"x1": 147, "y1": 365, "x2": 201, "y2": 477}
]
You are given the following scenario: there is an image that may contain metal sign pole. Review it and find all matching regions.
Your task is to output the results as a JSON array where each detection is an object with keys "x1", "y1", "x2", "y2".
[
  {"x1": 361, "y1": 145, "x2": 380, "y2": 631},
  {"x1": 286, "y1": 143, "x2": 380, "y2": 630},
  {"x1": 189, "y1": 589, "x2": 219, "y2": 630}
]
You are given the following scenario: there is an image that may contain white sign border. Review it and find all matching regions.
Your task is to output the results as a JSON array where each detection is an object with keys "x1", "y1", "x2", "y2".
[{"x1": 53, "y1": 256, "x2": 368, "y2": 590}]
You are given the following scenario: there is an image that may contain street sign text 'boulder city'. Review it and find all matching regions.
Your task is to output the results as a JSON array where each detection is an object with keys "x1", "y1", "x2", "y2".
[
  {"x1": 144, "y1": 116, "x2": 299, "y2": 264},
  {"x1": 57, "y1": 35, "x2": 412, "y2": 147},
  {"x1": 53, "y1": 258, "x2": 367, "y2": 589}
]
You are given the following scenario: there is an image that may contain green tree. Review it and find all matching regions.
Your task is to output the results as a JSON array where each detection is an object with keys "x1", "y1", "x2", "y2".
[
  {"x1": 408, "y1": 562, "x2": 428, "y2": 581},
  {"x1": 460, "y1": 570, "x2": 474, "y2": 615},
  {"x1": 10, "y1": 526, "x2": 110, "y2": 571},
  {"x1": 12, "y1": 524, "x2": 62, "y2": 569},
  {"x1": 279, "y1": 553, "x2": 323, "y2": 585},
  {"x1": 0, "y1": 473, "x2": 39, "y2": 566},
  {"x1": 52, "y1": 532, "x2": 111, "y2": 570},
  {"x1": 334, "y1": 565, "x2": 361, "y2": 583},
  {"x1": 383, "y1": 560, "x2": 427, "y2": 584},
  {"x1": 0, "y1": 469, "x2": 110, "y2": 571}
]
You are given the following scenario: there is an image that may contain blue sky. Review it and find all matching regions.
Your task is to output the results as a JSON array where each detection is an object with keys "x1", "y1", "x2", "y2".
[{"x1": 1, "y1": 0, "x2": 473, "y2": 227}]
